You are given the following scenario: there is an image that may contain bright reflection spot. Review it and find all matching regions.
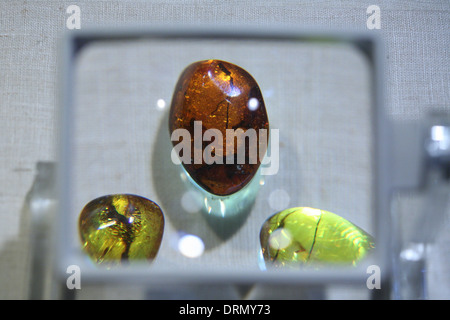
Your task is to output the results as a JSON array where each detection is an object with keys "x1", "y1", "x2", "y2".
[
  {"x1": 431, "y1": 125, "x2": 446, "y2": 141},
  {"x1": 428, "y1": 125, "x2": 450, "y2": 154},
  {"x1": 156, "y1": 98, "x2": 166, "y2": 110},
  {"x1": 203, "y1": 197, "x2": 212, "y2": 213},
  {"x1": 30, "y1": 198, "x2": 53, "y2": 213},
  {"x1": 303, "y1": 207, "x2": 322, "y2": 217},
  {"x1": 400, "y1": 243, "x2": 425, "y2": 261},
  {"x1": 98, "y1": 220, "x2": 116, "y2": 230},
  {"x1": 269, "y1": 228, "x2": 292, "y2": 250},
  {"x1": 219, "y1": 200, "x2": 226, "y2": 217},
  {"x1": 228, "y1": 86, "x2": 241, "y2": 97},
  {"x1": 248, "y1": 97, "x2": 259, "y2": 111},
  {"x1": 178, "y1": 234, "x2": 205, "y2": 258}
]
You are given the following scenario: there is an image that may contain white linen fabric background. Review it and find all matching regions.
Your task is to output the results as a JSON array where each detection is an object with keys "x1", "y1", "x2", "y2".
[{"x1": 0, "y1": 0, "x2": 449, "y2": 299}]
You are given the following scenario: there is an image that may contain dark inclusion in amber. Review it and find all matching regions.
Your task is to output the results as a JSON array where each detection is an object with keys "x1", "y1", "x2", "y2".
[
  {"x1": 78, "y1": 194, "x2": 164, "y2": 266},
  {"x1": 169, "y1": 59, "x2": 269, "y2": 196}
]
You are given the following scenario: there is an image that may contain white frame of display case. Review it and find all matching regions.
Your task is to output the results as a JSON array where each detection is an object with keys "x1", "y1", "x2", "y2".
[{"x1": 55, "y1": 25, "x2": 390, "y2": 293}]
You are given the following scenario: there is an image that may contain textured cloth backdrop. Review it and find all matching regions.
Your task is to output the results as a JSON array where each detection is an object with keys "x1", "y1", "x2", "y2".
[{"x1": 0, "y1": 0, "x2": 449, "y2": 299}]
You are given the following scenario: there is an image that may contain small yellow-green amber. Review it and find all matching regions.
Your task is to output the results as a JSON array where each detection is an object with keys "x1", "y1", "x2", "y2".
[
  {"x1": 260, "y1": 207, "x2": 375, "y2": 267},
  {"x1": 78, "y1": 194, "x2": 164, "y2": 266}
]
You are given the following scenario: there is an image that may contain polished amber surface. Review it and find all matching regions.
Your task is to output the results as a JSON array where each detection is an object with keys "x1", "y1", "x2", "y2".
[
  {"x1": 169, "y1": 59, "x2": 269, "y2": 196},
  {"x1": 260, "y1": 207, "x2": 375, "y2": 267},
  {"x1": 78, "y1": 194, "x2": 164, "y2": 266}
]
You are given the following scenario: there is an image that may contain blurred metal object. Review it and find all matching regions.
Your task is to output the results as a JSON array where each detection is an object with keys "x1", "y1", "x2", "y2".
[
  {"x1": 425, "y1": 120, "x2": 450, "y2": 166},
  {"x1": 417, "y1": 114, "x2": 450, "y2": 244},
  {"x1": 392, "y1": 113, "x2": 450, "y2": 299}
]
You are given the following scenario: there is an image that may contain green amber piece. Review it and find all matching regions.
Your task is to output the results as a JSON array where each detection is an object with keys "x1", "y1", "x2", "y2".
[
  {"x1": 260, "y1": 207, "x2": 375, "y2": 267},
  {"x1": 78, "y1": 194, "x2": 164, "y2": 266}
]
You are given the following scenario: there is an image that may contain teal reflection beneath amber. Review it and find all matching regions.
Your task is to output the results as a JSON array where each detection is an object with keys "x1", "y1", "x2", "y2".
[
  {"x1": 180, "y1": 163, "x2": 262, "y2": 218},
  {"x1": 260, "y1": 207, "x2": 375, "y2": 268}
]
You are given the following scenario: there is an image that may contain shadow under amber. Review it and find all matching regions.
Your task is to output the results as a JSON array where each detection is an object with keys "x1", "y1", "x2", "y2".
[{"x1": 150, "y1": 110, "x2": 255, "y2": 250}]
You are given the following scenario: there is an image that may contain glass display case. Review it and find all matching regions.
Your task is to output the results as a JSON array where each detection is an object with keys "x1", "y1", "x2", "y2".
[{"x1": 53, "y1": 26, "x2": 392, "y2": 297}]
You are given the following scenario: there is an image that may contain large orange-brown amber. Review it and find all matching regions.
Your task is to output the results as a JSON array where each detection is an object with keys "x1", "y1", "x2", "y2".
[{"x1": 169, "y1": 59, "x2": 269, "y2": 196}]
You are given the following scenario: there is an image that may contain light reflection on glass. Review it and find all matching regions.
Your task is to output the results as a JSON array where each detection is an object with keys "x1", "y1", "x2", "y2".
[
  {"x1": 98, "y1": 220, "x2": 116, "y2": 230},
  {"x1": 219, "y1": 199, "x2": 226, "y2": 217},
  {"x1": 268, "y1": 228, "x2": 293, "y2": 250},
  {"x1": 178, "y1": 234, "x2": 205, "y2": 258},
  {"x1": 248, "y1": 97, "x2": 259, "y2": 111},
  {"x1": 431, "y1": 125, "x2": 446, "y2": 141},
  {"x1": 156, "y1": 98, "x2": 166, "y2": 109},
  {"x1": 268, "y1": 189, "x2": 290, "y2": 211},
  {"x1": 400, "y1": 243, "x2": 425, "y2": 262},
  {"x1": 203, "y1": 197, "x2": 212, "y2": 214}
]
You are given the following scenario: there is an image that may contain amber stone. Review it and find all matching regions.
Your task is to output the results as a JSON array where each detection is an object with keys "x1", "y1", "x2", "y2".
[
  {"x1": 78, "y1": 194, "x2": 164, "y2": 266},
  {"x1": 169, "y1": 59, "x2": 269, "y2": 196},
  {"x1": 260, "y1": 207, "x2": 375, "y2": 268}
]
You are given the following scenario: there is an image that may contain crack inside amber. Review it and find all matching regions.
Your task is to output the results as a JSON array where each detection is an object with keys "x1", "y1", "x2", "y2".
[
  {"x1": 169, "y1": 59, "x2": 269, "y2": 196},
  {"x1": 78, "y1": 194, "x2": 164, "y2": 266}
]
